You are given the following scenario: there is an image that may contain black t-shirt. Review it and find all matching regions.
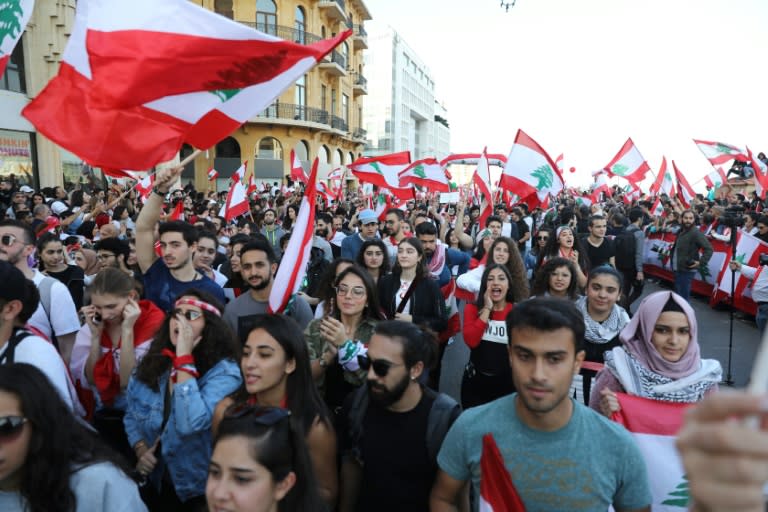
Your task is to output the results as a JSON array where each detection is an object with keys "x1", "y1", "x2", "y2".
[
  {"x1": 45, "y1": 265, "x2": 85, "y2": 311},
  {"x1": 341, "y1": 391, "x2": 436, "y2": 512},
  {"x1": 515, "y1": 219, "x2": 529, "y2": 252},
  {"x1": 583, "y1": 237, "x2": 615, "y2": 268}
]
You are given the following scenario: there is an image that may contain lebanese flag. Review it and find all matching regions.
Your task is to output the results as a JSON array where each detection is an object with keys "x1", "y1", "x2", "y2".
[
  {"x1": 100, "y1": 167, "x2": 140, "y2": 180},
  {"x1": 327, "y1": 166, "x2": 344, "y2": 181},
  {"x1": 440, "y1": 153, "x2": 507, "y2": 167},
  {"x1": 693, "y1": 139, "x2": 747, "y2": 166},
  {"x1": 747, "y1": 147, "x2": 768, "y2": 200},
  {"x1": 398, "y1": 158, "x2": 450, "y2": 192},
  {"x1": 316, "y1": 181, "x2": 336, "y2": 203},
  {"x1": 479, "y1": 434, "x2": 526, "y2": 512},
  {"x1": 0, "y1": 0, "x2": 34, "y2": 77},
  {"x1": 649, "y1": 157, "x2": 675, "y2": 197},
  {"x1": 718, "y1": 231, "x2": 768, "y2": 301},
  {"x1": 602, "y1": 138, "x2": 650, "y2": 184},
  {"x1": 220, "y1": 179, "x2": 249, "y2": 222},
  {"x1": 702, "y1": 166, "x2": 728, "y2": 189},
  {"x1": 135, "y1": 174, "x2": 155, "y2": 203},
  {"x1": 555, "y1": 153, "x2": 564, "y2": 172},
  {"x1": 269, "y1": 158, "x2": 319, "y2": 314},
  {"x1": 207, "y1": 167, "x2": 219, "y2": 181},
  {"x1": 168, "y1": 200, "x2": 184, "y2": 221},
  {"x1": 472, "y1": 148, "x2": 494, "y2": 228},
  {"x1": 591, "y1": 171, "x2": 611, "y2": 201},
  {"x1": 350, "y1": 151, "x2": 414, "y2": 200},
  {"x1": 673, "y1": 161, "x2": 695, "y2": 208},
  {"x1": 231, "y1": 161, "x2": 247, "y2": 184},
  {"x1": 246, "y1": 174, "x2": 257, "y2": 196},
  {"x1": 290, "y1": 149, "x2": 307, "y2": 183},
  {"x1": 611, "y1": 393, "x2": 692, "y2": 511},
  {"x1": 650, "y1": 197, "x2": 665, "y2": 217},
  {"x1": 499, "y1": 129, "x2": 564, "y2": 208},
  {"x1": 22, "y1": 1, "x2": 349, "y2": 171},
  {"x1": 622, "y1": 183, "x2": 642, "y2": 205}
]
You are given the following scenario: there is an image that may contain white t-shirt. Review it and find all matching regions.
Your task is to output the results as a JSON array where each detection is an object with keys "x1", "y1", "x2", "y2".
[{"x1": 29, "y1": 270, "x2": 81, "y2": 339}]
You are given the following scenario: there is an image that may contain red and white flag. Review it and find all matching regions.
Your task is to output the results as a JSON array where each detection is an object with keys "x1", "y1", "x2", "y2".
[
  {"x1": 602, "y1": 138, "x2": 650, "y2": 184},
  {"x1": 269, "y1": 158, "x2": 319, "y2": 314},
  {"x1": 555, "y1": 153, "x2": 564, "y2": 172},
  {"x1": 440, "y1": 153, "x2": 507, "y2": 167},
  {"x1": 479, "y1": 433, "x2": 526, "y2": 512},
  {"x1": 747, "y1": 147, "x2": 768, "y2": 200},
  {"x1": 718, "y1": 231, "x2": 768, "y2": 301},
  {"x1": 231, "y1": 161, "x2": 247, "y2": 184},
  {"x1": 622, "y1": 183, "x2": 642, "y2": 205},
  {"x1": 612, "y1": 393, "x2": 692, "y2": 511},
  {"x1": 439, "y1": 279, "x2": 460, "y2": 343},
  {"x1": 316, "y1": 181, "x2": 336, "y2": 203},
  {"x1": 135, "y1": 173, "x2": 155, "y2": 203},
  {"x1": 673, "y1": 160, "x2": 695, "y2": 208},
  {"x1": 168, "y1": 200, "x2": 184, "y2": 221},
  {"x1": 591, "y1": 171, "x2": 612, "y2": 202},
  {"x1": 290, "y1": 149, "x2": 307, "y2": 183},
  {"x1": 649, "y1": 157, "x2": 675, "y2": 197},
  {"x1": 499, "y1": 130, "x2": 564, "y2": 209},
  {"x1": 693, "y1": 139, "x2": 747, "y2": 166},
  {"x1": 702, "y1": 166, "x2": 728, "y2": 189},
  {"x1": 0, "y1": 0, "x2": 34, "y2": 77},
  {"x1": 472, "y1": 148, "x2": 494, "y2": 228},
  {"x1": 246, "y1": 174, "x2": 257, "y2": 196},
  {"x1": 22, "y1": 0, "x2": 349, "y2": 171},
  {"x1": 207, "y1": 167, "x2": 219, "y2": 181},
  {"x1": 650, "y1": 196, "x2": 665, "y2": 217},
  {"x1": 350, "y1": 151, "x2": 414, "y2": 200},
  {"x1": 220, "y1": 179, "x2": 249, "y2": 221},
  {"x1": 398, "y1": 158, "x2": 450, "y2": 192}
]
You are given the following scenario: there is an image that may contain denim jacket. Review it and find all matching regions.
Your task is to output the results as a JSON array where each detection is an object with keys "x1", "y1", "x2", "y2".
[{"x1": 123, "y1": 359, "x2": 241, "y2": 502}]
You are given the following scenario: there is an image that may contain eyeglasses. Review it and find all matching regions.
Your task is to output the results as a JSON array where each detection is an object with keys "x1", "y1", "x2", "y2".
[
  {"x1": 96, "y1": 252, "x2": 115, "y2": 260},
  {"x1": 0, "y1": 234, "x2": 20, "y2": 247},
  {"x1": 225, "y1": 404, "x2": 291, "y2": 425},
  {"x1": 0, "y1": 416, "x2": 27, "y2": 440},
  {"x1": 172, "y1": 308, "x2": 203, "y2": 321},
  {"x1": 335, "y1": 285, "x2": 366, "y2": 298},
  {"x1": 357, "y1": 355, "x2": 403, "y2": 377},
  {"x1": 537, "y1": 236, "x2": 549, "y2": 241}
]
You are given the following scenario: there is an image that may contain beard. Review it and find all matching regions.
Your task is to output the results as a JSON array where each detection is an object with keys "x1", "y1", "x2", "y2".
[
  {"x1": 247, "y1": 275, "x2": 271, "y2": 291},
  {"x1": 367, "y1": 373, "x2": 410, "y2": 408},
  {"x1": 315, "y1": 228, "x2": 329, "y2": 238}
]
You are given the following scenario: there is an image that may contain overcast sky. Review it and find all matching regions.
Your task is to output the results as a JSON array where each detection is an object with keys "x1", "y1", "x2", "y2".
[{"x1": 364, "y1": 0, "x2": 767, "y2": 188}]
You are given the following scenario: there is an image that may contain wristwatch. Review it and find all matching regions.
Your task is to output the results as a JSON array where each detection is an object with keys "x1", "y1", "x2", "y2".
[{"x1": 152, "y1": 186, "x2": 168, "y2": 196}]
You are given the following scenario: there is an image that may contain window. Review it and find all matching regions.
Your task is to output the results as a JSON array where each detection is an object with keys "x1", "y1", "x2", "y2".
[
  {"x1": 294, "y1": 140, "x2": 309, "y2": 161},
  {"x1": 340, "y1": 42, "x2": 349, "y2": 68},
  {"x1": 215, "y1": 137, "x2": 241, "y2": 159},
  {"x1": 318, "y1": 145, "x2": 329, "y2": 164},
  {"x1": 342, "y1": 94, "x2": 349, "y2": 123},
  {"x1": 331, "y1": 89, "x2": 337, "y2": 116},
  {"x1": 294, "y1": 6, "x2": 306, "y2": 43},
  {"x1": 256, "y1": 0, "x2": 277, "y2": 35},
  {"x1": 295, "y1": 75, "x2": 306, "y2": 116},
  {"x1": 321, "y1": 85, "x2": 327, "y2": 111},
  {"x1": 257, "y1": 137, "x2": 283, "y2": 160},
  {"x1": 0, "y1": 42, "x2": 26, "y2": 93},
  {"x1": 214, "y1": 0, "x2": 233, "y2": 19}
]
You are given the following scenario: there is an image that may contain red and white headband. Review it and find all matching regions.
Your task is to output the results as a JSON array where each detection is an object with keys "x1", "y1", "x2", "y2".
[{"x1": 174, "y1": 298, "x2": 221, "y2": 317}]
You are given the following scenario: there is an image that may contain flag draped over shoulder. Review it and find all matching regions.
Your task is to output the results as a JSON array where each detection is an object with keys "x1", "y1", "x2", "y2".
[
  {"x1": 693, "y1": 139, "x2": 747, "y2": 166},
  {"x1": 479, "y1": 433, "x2": 526, "y2": 512},
  {"x1": 611, "y1": 393, "x2": 692, "y2": 511},
  {"x1": 22, "y1": 0, "x2": 349, "y2": 171},
  {"x1": 269, "y1": 159, "x2": 319, "y2": 314},
  {"x1": 0, "y1": 0, "x2": 34, "y2": 76},
  {"x1": 349, "y1": 151, "x2": 414, "y2": 200},
  {"x1": 499, "y1": 129, "x2": 564, "y2": 208},
  {"x1": 398, "y1": 158, "x2": 450, "y2": 192},
  {"x1": 602, "y1": 138, "x2": 650, "y2": 184}
]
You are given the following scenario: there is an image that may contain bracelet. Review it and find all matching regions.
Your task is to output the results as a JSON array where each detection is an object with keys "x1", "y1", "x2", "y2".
[{"x1": 152, "y1": 186, "x2": 168, "y2": 196}]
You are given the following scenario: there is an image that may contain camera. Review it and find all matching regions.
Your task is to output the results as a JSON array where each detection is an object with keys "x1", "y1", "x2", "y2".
[
  {"x1": 759, "y1": 254, "x2": 768, "y2": 267},
  {"x1": 719, "y1": 205, "x2": 745, "y2": 228}
]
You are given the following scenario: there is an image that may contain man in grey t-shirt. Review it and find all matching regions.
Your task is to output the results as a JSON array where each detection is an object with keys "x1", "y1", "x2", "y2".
[{"x1": 223, "y1": 239, "x2": 312, "y2": 343}]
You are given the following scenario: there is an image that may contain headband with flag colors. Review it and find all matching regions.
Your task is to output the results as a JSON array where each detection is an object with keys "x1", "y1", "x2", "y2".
[
  {"x1": 349, "y1": 151, "x2": 414, "y2": 200},
  {"x1": 289, "y1": 149, "x2": 307, "y2": 183},
  {"x1": 268, "y1": 158, "x2": 319, "y2": 314},
  {"x1": 21, "y1": 0, "x2": 350, "y2": 171},
  {"x1": 672, "y1": 160, "x2": 695, "y2": 208},
  {"x1": 693, "y1": 139, "x2": 747, "y2": 166},
  {"x1": 499, "y1": 129, "x2": 564, "y2": 209},
  {"x1": 207, "y1": 167, "x2": 219, "y2": 181},
  {"x1": 602, "y1": 137, "x2": 650, "y2": 184},
  {"x1": 0, "y1": 0, "x2": 34, "y2": 77},
  {"x1": 220, "y1": 178, "x2": 249, "y2": 221},
  {"x1": 398, "y1": 158, "x2": 450, "y2": 192},
  {"x1": 748, "y1": 147, "x2": 768, "y2": 200},
  {"x1": 472, "y1": 148, "x2": 494, "y2": 228},
  {"x1": 702, "y1": 166, "x2": 728, "y2": 190},
  {"x1": 648, "y1": 157, "x2": 674, "y2": 197}
]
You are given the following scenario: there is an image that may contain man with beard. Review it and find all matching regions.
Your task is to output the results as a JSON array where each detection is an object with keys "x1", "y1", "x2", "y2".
[
  {"x1": 382, "y1": 208, "x2": 406, "y2": 261},
  {"x1": 135, "y1": 166, "x2": 225, "y2": 312},
  {"x1": 313, "y1": 213, "x2": 335, "y2": 261},
  {"x1": 671, "y1": 210, "x2": 713, "y2": 301},
  {"x1": 341, "y1": 208, "x2": 379, "y2": 260},
  {"x1": 338, "y1": 321, "x2": 461, "y2": 512},
  {"x1": 431, "y1": 298, "x2": 651, "y2": 512},
  {"x1": 415, "y1": 222, "x2": 469, "y2": 288},
  {"x1": 223, "y1": 239, "x2": 312, "y2": 343},
  {"x1": 259, "y1": 208, "x2": 285, "y2": 260}
]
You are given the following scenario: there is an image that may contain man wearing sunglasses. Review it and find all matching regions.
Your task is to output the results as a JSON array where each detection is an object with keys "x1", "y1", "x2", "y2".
[
  {"x1": 338, "y1": 321, "x2": 461, "y2": 512},
  {"x1": 0, "y1": 220, "x2": 80, "y2": 365},
  {"x1": 431, "y1": 298, "x2": 651, "y2": 512}
]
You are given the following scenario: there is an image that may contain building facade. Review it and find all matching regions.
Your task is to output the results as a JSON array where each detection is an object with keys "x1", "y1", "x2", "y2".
[
  {"x1": 0, "y1": 0, "x2": 371, "y2": 191},
  {"x1": 363, "y1": 22, "x2": 450, "y2": 161}
]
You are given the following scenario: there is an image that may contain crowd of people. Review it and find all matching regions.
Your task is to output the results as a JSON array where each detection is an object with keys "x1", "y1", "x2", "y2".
[{"x1": 0, "y1": 165, "x2": 765, "y2": 511}]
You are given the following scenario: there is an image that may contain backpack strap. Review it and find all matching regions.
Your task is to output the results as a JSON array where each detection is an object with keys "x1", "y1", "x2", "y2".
[
  {"x1": 37, "y1": 276, "x2": 60, "y2": 350},
  {"x1": 425, "y1": 388, "x2": 462, "y2": 463},
  {"x1": 0, "y1": 328, "x2": 33, "y2": 365}
]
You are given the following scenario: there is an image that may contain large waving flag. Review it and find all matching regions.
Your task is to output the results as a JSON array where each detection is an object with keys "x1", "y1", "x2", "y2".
[
  {"x1": 398, "y1": 158, "x2": 450, "y2": 192},
  {"x1": 672, "y1": 161, "x2": 695, "y2": 208},
  {"x1": 349, "y1": 151, "x2": 414, "y2": 200},
  {"x1": 649, "y1": 157, "x2": 675, "y2": 197},
  {"x1": 499, "y1": 129, "x2": 564, "y2": 208},
  {"x1": 612, "y1": 393, "x2": 692, "y2": 511},
  {"x1": 290, "y1": 149, "x2": 308, "y2": 183},
  {"x1": 702, "y1": 166, "x2": 728, "y2": 190},
  {"x1": 747, "y1": 147, "x2": 768, "y2": 200},
  {"x1": 22, "y1": 0, "x2": 349, "y2": 171},
  {"x1": 473, "y1": 148, "x2": 494, "y2": 227},
  {"x1": 0, "y1": 0, "x2": 34, "y2": 76},
  {"x1": 693, "y1": 139, "x2": 747, "y2": 166},
  {"x1": 479, "y1": 434, "x2": 526, "y2": 512},
  {"x1": 269, "y1": 158, "x2": 319, "y2": 314},
  {"x1": 602, "y1": 138, "x2": 650, "y2": 184}
]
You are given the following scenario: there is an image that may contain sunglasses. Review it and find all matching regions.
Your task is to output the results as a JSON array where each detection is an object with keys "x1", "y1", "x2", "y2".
[
  {"x1": 172, "y1": 308, "x2": 203, "y2": 321},
  {"x1": 335, "y1": 285, "x2": 366, "y2": 298},
  {"x1": 0, "y1": 416, "x2": 27, "y2": 439},
  {"x1": 0, "y1": 234, "x2": 20, "y2": 247},
  {"x1": 225, "y1": 404, "x2": 291, "y2": 425},
  {"x1": 357, "y1": 355, "x2": 403, "y2": 377},
  {"x1": 537, "y1": 236, "x2": 549, "y2": 241}
]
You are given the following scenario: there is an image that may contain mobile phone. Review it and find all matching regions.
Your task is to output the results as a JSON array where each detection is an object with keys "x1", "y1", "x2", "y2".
[
  {"x1": 327, "y1": 298, "x2": 336, "y2": 318},
  {"x1": 93, "y1": 313, "x2": 102, "y2": 325}
]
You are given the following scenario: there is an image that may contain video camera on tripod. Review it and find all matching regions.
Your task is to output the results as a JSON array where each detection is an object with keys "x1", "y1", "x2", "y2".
[{"x1": 719, "y1": 205, "x2": 746, "y2": 228}]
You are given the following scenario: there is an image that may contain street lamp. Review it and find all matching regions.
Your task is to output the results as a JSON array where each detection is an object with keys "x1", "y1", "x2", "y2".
[{"x1": 500, "y1": 0, "x2": 516, "y2": 11}]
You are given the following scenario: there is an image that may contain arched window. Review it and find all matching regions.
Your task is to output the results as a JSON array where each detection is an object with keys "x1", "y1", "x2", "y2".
[
  {"x1": 318, "y1": 145, "x2": 329, "y2": 164},
  {"x1": 256, "y1": 0, "x2": 277, "y2": 35},
  {"x1": 215, "y1": 137, "x2": 241, "y2": 159},
  {"x1": 294, "y1": 140, "x2": 310, "y2": 161},
  {"x1": 321, "y1": 26, "x2": 326, "y2": 39},
  {"x1": 347, "y1": 152, "x2": 355, "y2": 165},
  {"x1": 333, "y1": 149, "x2": 343, "y2": 167},
  {"x1": 257, "y1": 137, "x2": 283, "y2": 160},
  {"x1": 294, "y1": 6, "x2": 306, "y2": 44},
  {"x1": 214, "y1": 0, "x2": 233, "y2": 19}
]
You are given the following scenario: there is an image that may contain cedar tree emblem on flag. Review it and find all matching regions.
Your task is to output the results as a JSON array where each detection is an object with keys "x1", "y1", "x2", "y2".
[
  {"x1": 531, "y1": 165, "x2": 554, "y2": 191},
  {"x1": 0, "y1": 1, "x2": 24, "y2": 43}
]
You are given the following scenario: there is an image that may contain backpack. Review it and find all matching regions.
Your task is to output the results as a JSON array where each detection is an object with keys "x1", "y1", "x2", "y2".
[
  {"x1": 613, "y1": 228, "x2": 637, "y2": 271},
  {"x1": 303, "y1": 246, "x2": 329, "y2": 298},
  {"x1": 346, "y1": 385, "x2": 461, "y2": 465}
]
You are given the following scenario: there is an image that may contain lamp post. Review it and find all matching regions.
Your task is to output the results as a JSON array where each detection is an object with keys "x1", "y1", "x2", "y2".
[{"x1": 500, "y1": 0, "x2": 516, "y2": 11}]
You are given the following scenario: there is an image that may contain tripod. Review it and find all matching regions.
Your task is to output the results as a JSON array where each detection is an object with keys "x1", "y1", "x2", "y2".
[{"x1": 723, "y1": 226, "x2": 739, "y2": 386}]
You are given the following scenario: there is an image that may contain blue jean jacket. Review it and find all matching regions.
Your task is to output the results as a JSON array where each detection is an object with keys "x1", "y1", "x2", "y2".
[{"x1": 123, "y1": 359, "x2": 242, "y2": 502}]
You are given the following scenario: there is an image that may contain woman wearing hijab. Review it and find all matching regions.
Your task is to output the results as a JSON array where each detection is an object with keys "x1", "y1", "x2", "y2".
[{"x1": 589, "y1": 291, "x2": 722, "y2": 416}]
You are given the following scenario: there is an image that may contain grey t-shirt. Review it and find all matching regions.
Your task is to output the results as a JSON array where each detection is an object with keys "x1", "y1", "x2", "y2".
[
  {"x1": 437, "y1": 394, "x2": 651, "y2": 512},
  {"x1": 223, "y1": 291, "x2": 313, "y2": 343}
]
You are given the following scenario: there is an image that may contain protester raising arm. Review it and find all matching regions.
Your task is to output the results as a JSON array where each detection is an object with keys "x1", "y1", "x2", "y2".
[{"x1": 134, "y1": 166, "x2": 183, "y2": 273}]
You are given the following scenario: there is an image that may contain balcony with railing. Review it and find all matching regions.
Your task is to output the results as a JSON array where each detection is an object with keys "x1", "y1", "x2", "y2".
[
  {"x1": 352, "y1": 72, "x2": 367, "y2": 95},
  {"x1": 352, "y1": 127, "x2": 367, "y2": 141},
  {"x1": 318, "y1": 0, "x2": 346, "y2": 21},
  {"x1": 239, "y1": 22, "x2": 324, "y2": 45},
  {"x1": 351, "y1": 23, "x2": 368, "y2": 49},
  {"x1": 253, "y1": 102, "x2": 331, "y2": 127},
  {"x1": 318, "y1": 49, "x2": 347, "y2": 76},
  {"x1": 331, "y1": 115, "x2": 348, "y2": 132}
]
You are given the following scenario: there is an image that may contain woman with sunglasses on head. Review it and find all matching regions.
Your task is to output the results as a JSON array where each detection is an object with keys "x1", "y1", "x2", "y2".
[
  {"x1": 306, "y1": 266, "x2": 385, "y2": 413},
  {"x1": 124, "y1": 289, "x2": 241, "y2": 511},
  {"x1": 207, "y1": 405, "x2": 325, "y2": 512},
  {"x1": 456, "y1": 237, "x2": 528, "y2": 301},
  {"x1": 524, "y1": 227, "x2": 552, "y2": 281},
  {"x1": 356, "y1": 239, "x2": 389, "y2": 284},
  {"x1": 461, "y1": 264, "x2": 519, "y2": 409},
  {"x1": 214, "y1": 315, "x2": 337, "y2": 505},
  {"x1": 0, "y1": 363, "x2": 146, "y2": 512},
  {"x1": 538, "y1": 226, "x2": 588, "y2": 288},
  {"x1": 70, "y1": 268, "x2": 165, "y2": 459},
  {"x1": 36, "y1": 232, "x2": 86, "y2": 311},
  {"x1": 530, "y1": 257, "x2": 581, "y2": 300}
]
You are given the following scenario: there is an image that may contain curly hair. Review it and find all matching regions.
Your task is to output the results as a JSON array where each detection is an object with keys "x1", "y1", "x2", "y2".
[
  {"x1": 486, "y1": 237, "x2": 529, "y2": 302},
  {"x1": 0, "y1": 363, "x2": 133, "y2": 512},
  {"x1": 134, "y1": 288, "x2": 240, "y2": 391},
  {"x1": 531, "y1": 257, "x2": 580, "y2": 300},
  {"x1": 538, "y1": 226, "x2": 590, "y2": 272}
]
